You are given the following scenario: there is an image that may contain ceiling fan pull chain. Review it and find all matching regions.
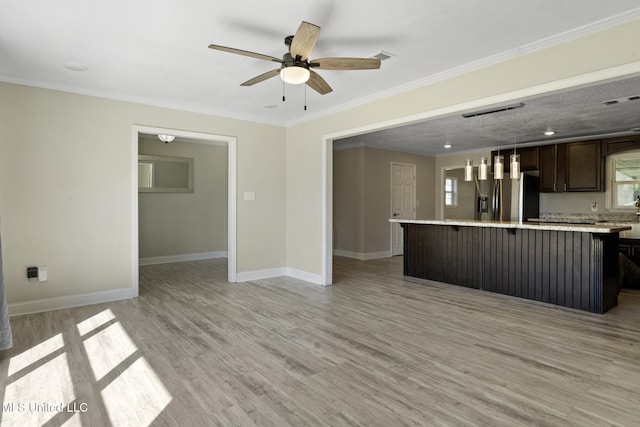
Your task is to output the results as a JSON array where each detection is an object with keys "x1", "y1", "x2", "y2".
[
  {"x1": 304, "y1": 85, "x2": 307, "y2": 111},
  {"x1": 282, "y1": 78, "x2": 286, "y2": 102}
]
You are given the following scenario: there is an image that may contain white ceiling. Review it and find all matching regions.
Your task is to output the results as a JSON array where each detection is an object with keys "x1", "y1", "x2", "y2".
[{"x1": 1, "y1": 1, "x2": 640, "y2": 128}]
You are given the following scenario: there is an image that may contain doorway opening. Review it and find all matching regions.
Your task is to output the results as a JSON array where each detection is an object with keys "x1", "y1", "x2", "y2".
[
  {"x1": 322, "y1": 65, "x2": 640, "y2": 285},
  {"x1": 131, "y1": 126, "x2": 237, "y2": 296}
]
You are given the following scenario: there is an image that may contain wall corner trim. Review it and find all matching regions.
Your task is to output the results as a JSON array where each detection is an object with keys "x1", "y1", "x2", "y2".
[
  {"x1": 235, "y1": 267, "x2": 326, "y2": 286},
  {"x1": 286, "y1": 268, "x2": 326, "y2": 286}
]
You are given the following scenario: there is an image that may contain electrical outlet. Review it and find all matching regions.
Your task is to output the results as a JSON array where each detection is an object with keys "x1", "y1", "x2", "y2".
[
  {"x1": 591, "y1": 202, "x2": 598, "y2": 212},
  {"x1": 26, "y1": 265, "x2": 48, "y2": 282},
  {"x1": 27, "y1": 266, "x2": 38, "y2": 279}
]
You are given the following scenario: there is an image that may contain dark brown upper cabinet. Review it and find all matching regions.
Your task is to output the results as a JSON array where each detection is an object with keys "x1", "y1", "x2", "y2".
[
  {"x1": 565, "y1": 140, "x2": 603, "y2": 192},
  {"x1": 490, "y1": 146, "x2": 539, "y2": 173},
  {"x1": 602, "y1": 135, "x2": 640, "y2": 156},
  {"x1": 539, "y1": 140, "x2": 603, "y2": 193},
  {"x1": 539, "y1": 144, "x2": 565, "y2": 192}
]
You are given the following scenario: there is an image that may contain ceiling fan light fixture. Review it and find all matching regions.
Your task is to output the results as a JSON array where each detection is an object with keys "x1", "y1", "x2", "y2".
[{"x1": 280, "y1": 66, "x2": 310, "y2": 85}]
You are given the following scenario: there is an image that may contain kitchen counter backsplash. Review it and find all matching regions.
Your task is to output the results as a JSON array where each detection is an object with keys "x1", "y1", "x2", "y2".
[{"x1": 539, "y1": 212, "x2": 640, "y2": 223}]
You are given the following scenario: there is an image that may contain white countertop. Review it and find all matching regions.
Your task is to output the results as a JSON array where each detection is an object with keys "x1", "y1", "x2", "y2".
[{"x1": 389, "y1": 219, "x2": 631, "y2": 234}]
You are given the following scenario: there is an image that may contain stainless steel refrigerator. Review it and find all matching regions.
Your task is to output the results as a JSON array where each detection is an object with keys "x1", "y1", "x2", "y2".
[{"x1": 475, "y1": 172, "x2": 540, "y2": 222}]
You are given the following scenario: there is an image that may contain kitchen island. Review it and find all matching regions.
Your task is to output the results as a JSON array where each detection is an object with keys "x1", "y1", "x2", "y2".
[{"x1": 389, "y1": 219, "x2": 631, "y2": 313}]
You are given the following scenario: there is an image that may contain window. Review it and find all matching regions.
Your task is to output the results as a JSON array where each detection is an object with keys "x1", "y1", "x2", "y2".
[
  {"x1": 610, "y1": 152, "x2": 640, "y2": 209},
  {"x1": 445, "y1": 177, "x2": 457, "y2": 206}
]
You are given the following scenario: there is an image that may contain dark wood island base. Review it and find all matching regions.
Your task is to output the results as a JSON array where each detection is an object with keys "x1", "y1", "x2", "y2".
[{"x1": 393, "y1": 221, "x2": 629, "y2": 314}]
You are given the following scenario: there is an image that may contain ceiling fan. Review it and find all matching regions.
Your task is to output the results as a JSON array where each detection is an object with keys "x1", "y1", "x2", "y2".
[{"x1": 208, "y1": 21, "x2": 381, "y2": 95}]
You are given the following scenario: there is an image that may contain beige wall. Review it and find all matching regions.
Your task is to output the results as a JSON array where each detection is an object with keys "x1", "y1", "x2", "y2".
[
  {"x1": 444, "y1": 168, "x2": 476, "y2": 220},
  {"x1": 287, "y1": 19, "x2": 640, "y2": 276},
  {"x1": 0, "y1": 83, "x2": 285, "y2": 305},
  {"x1": 540, "y1": 192, "x2": 607, "y2": 214},
  {"x1": 333, "y1": 146, "x2": 365, "y2": 253},
  {"x1": 138, "y1": 136, "x2": 228, "y2": 258},
  {"x1": 333, "y1": 146, "x2": 435, "y2": 255}
]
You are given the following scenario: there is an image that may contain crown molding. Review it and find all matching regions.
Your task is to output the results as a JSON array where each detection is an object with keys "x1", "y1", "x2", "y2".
[
  {"x1": 285, "y1": 7, "x2": 640, "y2": 127},
  {"x1": 0, "y1": 76, "x2": 285, "y2": 128},
  {"x1": 2, "y1": 8, "x2": 640, "y2": 129}
]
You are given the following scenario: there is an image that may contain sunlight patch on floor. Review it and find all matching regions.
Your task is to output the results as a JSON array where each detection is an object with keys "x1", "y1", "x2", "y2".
[
  {"x1": 76, "y1": 309, "x2": 116, "y2": 336},
  {"x1": 3, "y1": 353, "x2": 75, "y2": 426},
  {"x1": 101, "y1": 357, "x2": 172, "y2": 425},
  {"x1": 8, "y1": 333, "x2": 64, "y2": 376},
  {"x1": 82, "y1": 321, "x2": 137, "y2": 381}
]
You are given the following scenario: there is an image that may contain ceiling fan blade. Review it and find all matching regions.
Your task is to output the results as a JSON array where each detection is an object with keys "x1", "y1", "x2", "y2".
[
  {"x1": 310, "y1": 57, "x2": 381, "y2": 70},
  {"x1": 306, "y1": 70, "x2": 332, "y2": 95},
  {"x1": 289, "y1": 21, "x2": 320, "y2": 61},
  {"x1": 208, "y1": 44, "x2": 283, "y2": 64},
  {"x1": 240, "y1": 69, "x2": 281, "y2": 86}
]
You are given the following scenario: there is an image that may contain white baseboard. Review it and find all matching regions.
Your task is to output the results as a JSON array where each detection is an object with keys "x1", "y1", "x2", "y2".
[
  {"x1": 139, "y1": 251, "x2": 227, "y2": 266},
  {"x1": 236, "y1": 267, "x2": 326, "y2": 286},
  {"x1": 8, "y1": 287, "x2": 137, "y2": 317},
  {"x1": 285, "y1": 268, "x2": 326, "y2": 286},
  {"x1": 236, "y1": 267, "x2": 287, "y2": 282},
  {"x1": 333, "y1": 249, "x2": 392, "y2": 261},
  {"x1": 9, "y1": 263, "x2": 324, "y2": 316}
]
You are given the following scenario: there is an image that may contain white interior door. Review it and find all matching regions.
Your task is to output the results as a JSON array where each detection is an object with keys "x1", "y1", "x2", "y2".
[{"x1": 391, "y1": 163, "x2": 416, "y2": 256}]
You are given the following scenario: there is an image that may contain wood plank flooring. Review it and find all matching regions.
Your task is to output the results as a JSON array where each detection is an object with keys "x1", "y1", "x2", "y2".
[{"x1": 2, "y1": 256, "x2": 640, "y2": 426}]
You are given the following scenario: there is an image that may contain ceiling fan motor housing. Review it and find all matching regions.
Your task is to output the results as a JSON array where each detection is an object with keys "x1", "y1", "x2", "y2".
[{"x1": 282, "y1": 52, "x2": 308, "y2": 70}]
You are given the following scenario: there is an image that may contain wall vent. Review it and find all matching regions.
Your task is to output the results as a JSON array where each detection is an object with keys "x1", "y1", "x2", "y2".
[
  {"x1": 371, "y1": 50, "x2": 395, "y2": 61},
  {"x1": 462, "y1": 102, "x2": 525, "y2": 118},
  {"x1": 603, "y1": 95, "x2": 640, "y2": 105}
]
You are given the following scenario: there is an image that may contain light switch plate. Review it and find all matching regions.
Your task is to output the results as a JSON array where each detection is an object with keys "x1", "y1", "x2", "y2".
[
  {"x1": 244, "y1": 191, "x2": 256, "y2": 201},
  {"x1": 38, "y1": 266, "x2": 48, "y2": 282}
]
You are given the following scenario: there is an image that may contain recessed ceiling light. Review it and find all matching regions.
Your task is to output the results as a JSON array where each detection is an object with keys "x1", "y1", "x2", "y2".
[
  {"x1": 544, "y1": 130, "x2": 556, "y2": 136},
  {"x1": 444, "y1": 144, "x2": 452, "y2": 149},
  {"x1": 63, "y1": 63, "x2": 88, "y2": 72},
  {"x1": 263, "y1": 104, "x2": 278, "y2": 109}
]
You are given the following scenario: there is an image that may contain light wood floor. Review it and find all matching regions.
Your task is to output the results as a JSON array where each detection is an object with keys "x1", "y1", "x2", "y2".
[{"x1": 2, "y1": 256, "x2": 640, "y2": 426}]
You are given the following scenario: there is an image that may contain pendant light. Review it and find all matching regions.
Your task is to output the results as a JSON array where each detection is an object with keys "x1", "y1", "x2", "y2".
[
  {"x1": 510, "y1": 112, "x2": 521, "y2": 179},
  {"x1": 478, "y1": 157, "x2": 488, "y2": 181},
  {"x1": 494, "y1": 154, "x2": 504, "y2": 180},
  {"x1": 464, "y1": 159, "x2": 473, "y2": 182},
  {"x1": 510, "y1": 134, "x2": 520, "y2": 179},
  {"x1": 510, "y1": 152, "x2": 520, "y2": 179}
]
